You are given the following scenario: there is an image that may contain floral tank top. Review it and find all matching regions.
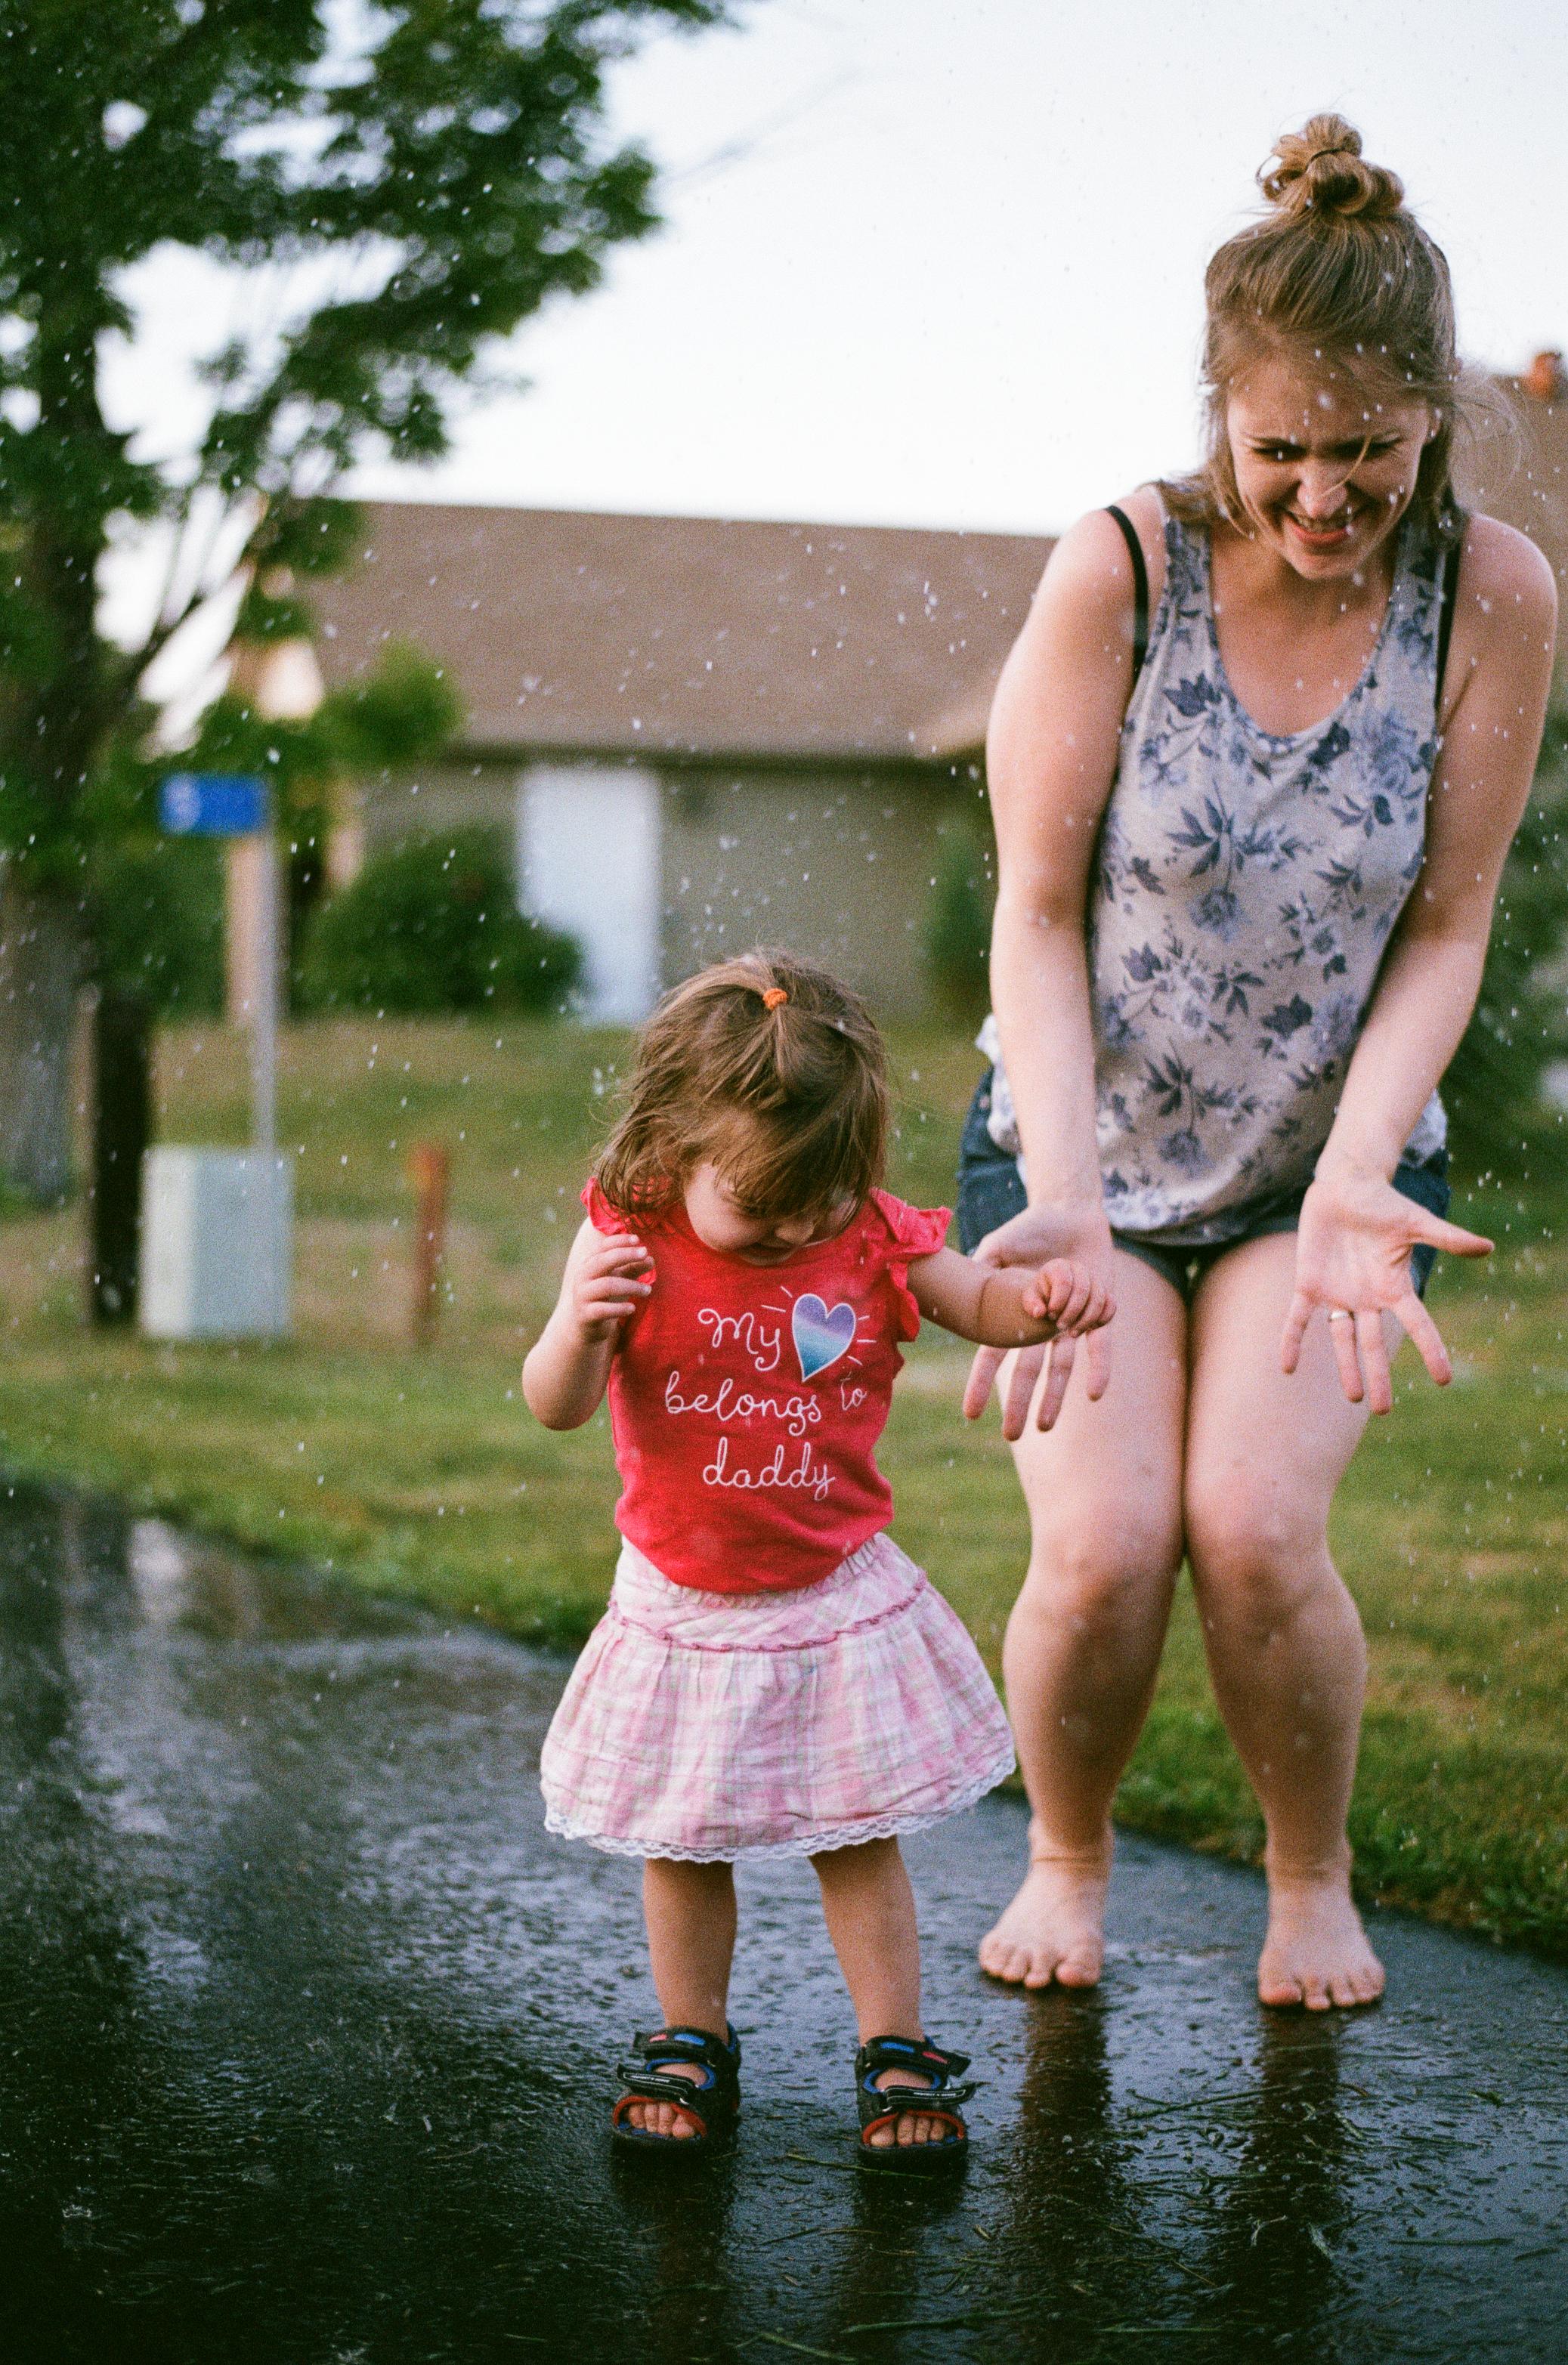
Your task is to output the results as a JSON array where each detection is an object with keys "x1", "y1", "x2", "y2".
[{"x1": 981, "y1": 503, "x2": 1450, "y2": 1244}]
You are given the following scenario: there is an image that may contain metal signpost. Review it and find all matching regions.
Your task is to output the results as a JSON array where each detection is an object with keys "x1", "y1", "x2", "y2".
[
  {"x1": 158, "y1": 773, "x2": 277, "y2": 1150},
  {"x1": 142, "y1": 774, "x2": 292, "y2": 1339}
]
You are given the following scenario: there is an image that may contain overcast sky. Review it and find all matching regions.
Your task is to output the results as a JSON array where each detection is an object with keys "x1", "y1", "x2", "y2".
[
  {"x1": 104, "y1": 0, "x2": 1568, "y2": 682},
  {"x1": 347, "y1": 0, "x2": 1568, "y2": 536}
]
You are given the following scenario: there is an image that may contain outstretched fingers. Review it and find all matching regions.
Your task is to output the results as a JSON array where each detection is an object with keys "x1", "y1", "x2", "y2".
[
  {"x1": 963, "y1": 1343, "x2": 1005, "y2": 1423},
  {"x1": 1420, "y1": 1213, "x2": 1494, "y2": 1260},
  {"x1": 1004, "y1": 1343, "x2": 1050, "y2": 1438},
  {"x1": 965, "y1": 1284, "x2": 1114, "y2": 1433},
  {"x1": 1078, "y1": 1322, "x2": 1112, "y2": 1404},
  {"x1": 1326, "y1": 1308, "x2": 1364, "y2": 1404},
  {"x1": 1279, "y1": 1291, "x2": 1313, "y2": 1377},
  {"x1": 1355, "y1": 1306, "x2": 1393, "y2": 1416},
  {"x1": 1031, "y1": 1337, "x2": 1075, "y2": 1433},
  {"x1": 1396, "y1": 1289, "x2": 1455, "y2": 1388}
]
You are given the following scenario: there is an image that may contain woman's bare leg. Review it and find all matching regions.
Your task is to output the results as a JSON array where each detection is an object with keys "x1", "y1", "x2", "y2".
[
  {"x1": 1183, "y1": 1232, "x2": 1385, "y2": 2008},
  {"x1": 979, "y1": 1252, "x2": 1188, "y2": 1987},
  {"x1": 629, "y1": 1858, "x2": 737, "y2": 2137}
]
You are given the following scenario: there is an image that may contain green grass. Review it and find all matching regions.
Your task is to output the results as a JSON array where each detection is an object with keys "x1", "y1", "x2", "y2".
[{"x1": 1, "y1": 1017, "x2": 1564, "y2": 1956}]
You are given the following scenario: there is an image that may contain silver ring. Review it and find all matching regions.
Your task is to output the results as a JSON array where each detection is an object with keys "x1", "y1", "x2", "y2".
[{"x1": 1326, "y1": 1308, "x2": 1353, "y2": 1323}]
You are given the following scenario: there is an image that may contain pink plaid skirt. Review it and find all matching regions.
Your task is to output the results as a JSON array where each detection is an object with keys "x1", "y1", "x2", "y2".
[{"x1": 540, "y1": 1531, "x2": 1015, "y2": 1861}]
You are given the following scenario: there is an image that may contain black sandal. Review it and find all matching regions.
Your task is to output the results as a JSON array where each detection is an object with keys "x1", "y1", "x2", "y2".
[
  {"x1": 854, "y1": 2034, "x2": 974, "y2": 2172},
  {"x1": 610, "y1": 2024, "x2": 741, "y2": 2154}
]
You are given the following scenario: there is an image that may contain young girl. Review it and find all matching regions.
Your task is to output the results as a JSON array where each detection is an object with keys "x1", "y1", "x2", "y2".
[{"x1": 524, "y1": 952, "x2": 1112, "y2": 2167}]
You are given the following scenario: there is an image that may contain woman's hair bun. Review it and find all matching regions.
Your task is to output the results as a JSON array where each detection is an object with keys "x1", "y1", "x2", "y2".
[{"x1": 1259, "y1": 113, "x2": 1405, "y2": 223}]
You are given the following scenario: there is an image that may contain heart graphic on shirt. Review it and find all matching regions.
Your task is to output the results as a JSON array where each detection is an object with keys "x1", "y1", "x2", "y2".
[{"x1": 792, "y1": 1294, "x2": 857, "y2": 1381}]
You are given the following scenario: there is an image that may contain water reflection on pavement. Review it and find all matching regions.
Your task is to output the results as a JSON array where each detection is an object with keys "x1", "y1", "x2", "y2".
[{"x1": 0, "y1": 1482, "x2": 1563, "y2": 2363}]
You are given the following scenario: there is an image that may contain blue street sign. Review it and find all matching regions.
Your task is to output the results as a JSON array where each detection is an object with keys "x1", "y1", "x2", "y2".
[{"x1": 159, "y1": 773, "x2": 270, "y2": 836}]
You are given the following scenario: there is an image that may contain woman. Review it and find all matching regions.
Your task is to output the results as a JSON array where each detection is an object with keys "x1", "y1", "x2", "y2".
[{"x1": 960, "y1": 116, "x2": 1555, "y2": 2010}]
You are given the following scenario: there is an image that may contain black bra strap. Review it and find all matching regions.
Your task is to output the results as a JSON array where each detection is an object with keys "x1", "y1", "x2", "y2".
[
  {"x1": 1106, "y1": 504, "x2": 1149, "y2": 689},
  {"x1": 1434, "y1": 528, "x2": 1464, "y2": 716}
]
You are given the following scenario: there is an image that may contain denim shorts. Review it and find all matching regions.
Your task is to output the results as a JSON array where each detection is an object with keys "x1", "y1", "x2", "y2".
[{"x1": 955, "y1": 1074, "x2": 1450, "y2": 1306}]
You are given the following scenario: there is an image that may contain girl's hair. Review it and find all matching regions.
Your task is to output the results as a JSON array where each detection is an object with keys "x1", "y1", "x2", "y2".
[
  {"x1": 1166, "y1": 113, "x2": 1482, "y2": 544},
  {"x1": 594, "y1": 950, "x2": 890, "y2": 1222}
]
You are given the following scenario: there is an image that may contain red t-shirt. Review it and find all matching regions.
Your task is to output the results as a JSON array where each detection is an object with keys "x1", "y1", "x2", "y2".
[{"x1": 583, "y1": 1180, "x2": 951, "y2": 1593}]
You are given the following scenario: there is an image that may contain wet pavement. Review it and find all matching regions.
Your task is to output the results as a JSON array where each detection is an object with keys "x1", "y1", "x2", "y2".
[{"x1": 1, "y1": 1482, "x2": 1565, "y2": 2364}]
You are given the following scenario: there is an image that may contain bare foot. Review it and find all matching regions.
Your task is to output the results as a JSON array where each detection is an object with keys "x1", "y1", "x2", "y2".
[
  {"x1": 978, "y1": 1821, "x2": 1112, "y2": 1989},
  {"x1": 1258, "y1": 1866, "x2": 1385, "y2": 2010}
]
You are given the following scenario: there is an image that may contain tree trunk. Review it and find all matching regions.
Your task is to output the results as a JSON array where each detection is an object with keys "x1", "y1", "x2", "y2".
[
  {"x1": 87, "y1": 985, "x2": 152, "y2": 1324},
  {"x1": 0, "y1": 874, "x2": 85, "y2": 1204}
]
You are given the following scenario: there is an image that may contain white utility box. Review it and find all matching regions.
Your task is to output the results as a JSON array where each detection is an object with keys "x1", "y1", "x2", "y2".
[{"x1": 139, "y1": 1148, "x2": 293, "y2": 1340}]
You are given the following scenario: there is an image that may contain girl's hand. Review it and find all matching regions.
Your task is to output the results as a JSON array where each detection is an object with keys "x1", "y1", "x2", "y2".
[
  {"x1": 570, "y1": 1234, "x2": 654, "y2": 1341},
  {"x1": 1021, "y1": 1257, "x2": 1116, "y2": 1337},
  {"x1": 1280, "y1": 1167, "x2": 1492, "y2": 1415},
  {"x1": 962, "y1": 1204, "x2": 1117, "y2": 1439}
]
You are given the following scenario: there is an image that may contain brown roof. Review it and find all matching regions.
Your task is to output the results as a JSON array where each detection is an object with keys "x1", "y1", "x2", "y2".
[{"x1": 308, "y1": 502, "x2": 1052, "y2": 765}]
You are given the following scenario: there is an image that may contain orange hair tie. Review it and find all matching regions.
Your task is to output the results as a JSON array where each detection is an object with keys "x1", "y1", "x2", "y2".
[{"x1": 761, "y1": 987, "x2": 788, "y2": 1010}]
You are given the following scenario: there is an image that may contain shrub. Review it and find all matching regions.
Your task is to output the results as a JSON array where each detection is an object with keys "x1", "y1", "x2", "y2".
[
  {"x1": 1444, "y1": 725, "x2": 1568, "y2": 1173},
  {"x1": 925, "y1": 805, "x2": 995, "y2": 1026},
  {"x1": 298, "y1": 830, "x2": 582, "y2": 1016}
]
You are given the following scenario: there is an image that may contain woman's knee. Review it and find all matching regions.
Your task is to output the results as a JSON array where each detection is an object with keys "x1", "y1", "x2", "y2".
[
  {"x1": 1183, "y1": 1468, "x2": 1335, "y2": 1618},
  {"x1": 1015, "y1": 1507, "x2": 1182, "y2": 1634}
]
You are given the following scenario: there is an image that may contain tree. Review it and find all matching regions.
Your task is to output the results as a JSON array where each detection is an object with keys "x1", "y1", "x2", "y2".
[
  {"x1": 1444, "y1": 711, "x2": 1568, "y2": 1173},
  {"x1": 0, "y1": 0, "x2": 729, "y2": 1198}
]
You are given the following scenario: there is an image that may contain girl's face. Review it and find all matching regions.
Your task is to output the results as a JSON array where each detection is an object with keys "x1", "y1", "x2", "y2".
[
  {"x1": 682, "y1": 1160, "x2": 850, "y2": 1265},
  {"x1": 1225, "y1": 348, "x2": 1433, "y2": 578}
]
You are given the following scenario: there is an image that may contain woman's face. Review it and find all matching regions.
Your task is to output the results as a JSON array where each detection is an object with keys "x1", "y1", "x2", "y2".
[{"x1": 1224, "y1": 348, "x2": 1434, "y2": 578}]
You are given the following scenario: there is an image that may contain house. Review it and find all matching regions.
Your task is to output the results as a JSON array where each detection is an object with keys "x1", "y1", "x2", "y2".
[
  {"x1": 298, "y1": 359, "x2": 1568, "y2": 1026},
  {"x1": 305, "y1": 505, "x2": 1052, "y2": 1021}
]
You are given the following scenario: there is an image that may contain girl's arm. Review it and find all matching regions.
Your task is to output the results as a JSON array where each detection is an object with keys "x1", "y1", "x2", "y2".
[
  {"x1": 907, "y1": 1247, "x2": 1113, "y2": 1350},
  {"x1": 1282, "y1": 515, "x2": 1557, "y2": 1412},
  {"x1": 522, "y1": 1220, "x2": 654, "y2": 1430}
]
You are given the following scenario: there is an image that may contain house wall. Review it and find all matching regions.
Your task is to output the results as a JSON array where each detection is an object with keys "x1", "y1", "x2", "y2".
[
  {"x1": 657, "y1": 762, "x2": 970, "y2": 1019},
  {"x1": 351, "y1": 753, "x2": 977, "y2": 1022}
]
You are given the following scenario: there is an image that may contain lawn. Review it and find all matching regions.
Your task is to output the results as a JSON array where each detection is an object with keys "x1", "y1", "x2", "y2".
[{"x1": 1, "y1": 1016, "x2": 1564, "y2": 1955}]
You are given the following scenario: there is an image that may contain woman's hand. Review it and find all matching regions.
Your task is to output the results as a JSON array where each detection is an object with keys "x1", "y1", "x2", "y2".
[
  {"x1": 1280, "y1": 1169, "x2": 1492, "y2": 1415},
  {"x1": 962, "y1": 1204, "x2": 1118, "y2": 1439}
]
